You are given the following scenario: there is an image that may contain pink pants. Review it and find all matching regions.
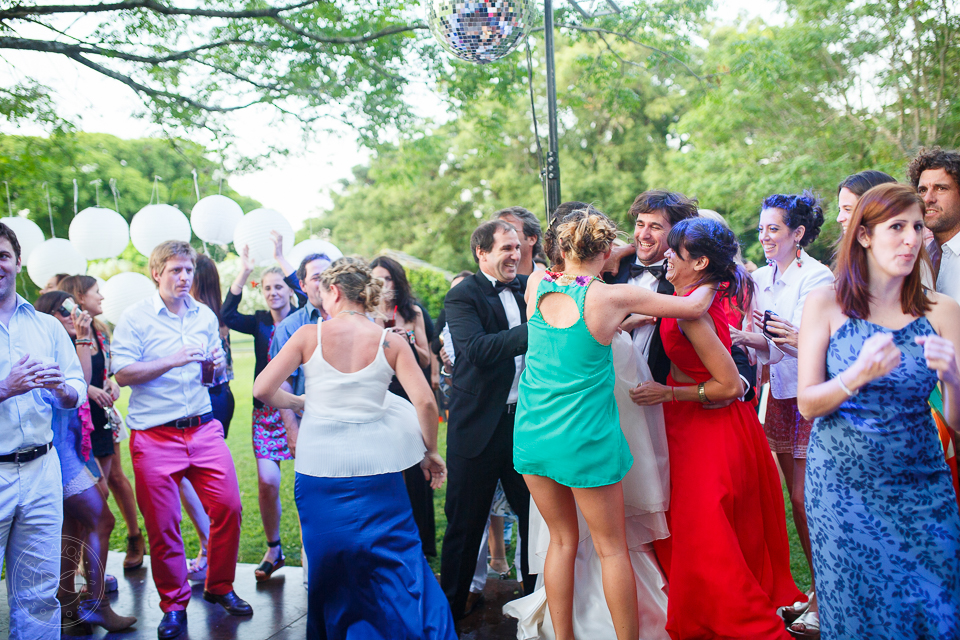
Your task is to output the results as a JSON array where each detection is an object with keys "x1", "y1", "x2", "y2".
[{"x1": 130, "y1": 420, "x2": 242, "y2": 612}]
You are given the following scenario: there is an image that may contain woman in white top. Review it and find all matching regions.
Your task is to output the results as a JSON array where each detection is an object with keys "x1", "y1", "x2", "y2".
[
  {"x1": 253, "y1": 257, "x2": 455, "y2": 640},
  {"x1": 731, "y1": 192, "x2": 833, "y2": 636}
]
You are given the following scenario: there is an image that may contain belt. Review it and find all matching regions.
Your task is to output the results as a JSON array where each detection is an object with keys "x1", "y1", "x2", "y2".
[
  {"x1": 504, "y1": 403, "x2": 517, "y2": 415},
  {"x1": 0, "y1": 443, "x2": 52, "y2": 464},
  {"x1": 161, "y1": 412, "x2": 214, "y2": 430}
]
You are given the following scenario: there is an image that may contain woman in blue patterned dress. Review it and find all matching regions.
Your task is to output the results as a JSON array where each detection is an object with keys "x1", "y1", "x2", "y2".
[{"x1": 797, "y1": 183, "x2": 960, "y2": 639}]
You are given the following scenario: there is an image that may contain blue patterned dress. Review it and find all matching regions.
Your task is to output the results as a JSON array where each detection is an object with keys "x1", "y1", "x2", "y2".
[{"x1": 806, "y1": 317, "x2": 960, "y2": 639}]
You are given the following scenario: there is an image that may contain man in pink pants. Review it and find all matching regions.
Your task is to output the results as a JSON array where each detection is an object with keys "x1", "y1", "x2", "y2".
[{"x1": 112, "y1": 241, "x2": 251, "y2": 639}]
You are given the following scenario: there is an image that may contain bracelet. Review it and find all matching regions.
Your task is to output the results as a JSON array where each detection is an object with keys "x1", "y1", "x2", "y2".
[
  {"x1": 697, "y1": 382, "x2": 709, "y2": 403},
  {"x1": 837, "y1": 372, "x2": 858, "y2": 397},
  {"x1": 670, "y1": 387, "x2": 676, "y2": 402}
]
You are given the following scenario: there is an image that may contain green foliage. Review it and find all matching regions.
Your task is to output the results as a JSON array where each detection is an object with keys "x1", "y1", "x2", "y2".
[{"x1": 407, "y1": 266, "x2": 451, "y2": 320}]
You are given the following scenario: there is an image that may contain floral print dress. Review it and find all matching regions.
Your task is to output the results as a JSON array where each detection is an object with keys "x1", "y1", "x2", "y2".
[{"x1": 806, "y1": 317, "x2": 960, "y2": 639}]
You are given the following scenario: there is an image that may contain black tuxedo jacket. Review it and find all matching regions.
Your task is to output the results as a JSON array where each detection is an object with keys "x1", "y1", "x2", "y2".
[
  {"x1": 604, "y1": 254, "x2": 673, "y2": 385},
  {"x1": 444, "y1": 272, "x2": 529, "y2": 458}
]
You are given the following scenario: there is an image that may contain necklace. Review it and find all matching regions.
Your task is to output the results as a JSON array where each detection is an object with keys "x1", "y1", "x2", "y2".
[{"x1": 337, "y1": 310, "x2": 364, "y2": 317}]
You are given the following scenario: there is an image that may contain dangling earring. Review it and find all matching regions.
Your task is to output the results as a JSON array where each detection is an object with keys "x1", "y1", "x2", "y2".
[{"x1": 795, "y1": 243, "x2": 803, "y2": 267}]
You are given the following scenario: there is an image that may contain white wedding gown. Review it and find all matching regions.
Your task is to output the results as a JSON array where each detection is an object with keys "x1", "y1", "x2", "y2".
[{"x1": 503, "y1": 331, "x2": 671, "y2": 640}]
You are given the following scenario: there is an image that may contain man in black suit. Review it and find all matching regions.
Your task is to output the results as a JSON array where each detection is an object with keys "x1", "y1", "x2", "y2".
[
  {"x1": 605, "y1": 190, "x2": 700, "y2": 384},
  {"x1": 440, "y1": 219, "x2": 535, "y2": 620}
]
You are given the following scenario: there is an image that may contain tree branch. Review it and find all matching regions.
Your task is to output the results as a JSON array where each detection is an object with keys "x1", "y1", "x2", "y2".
[
  {"x1": 0, "y1": 0, "x2": 320, "y2": 21},
  {"x1": 0, "y1": 36, "x2": 267, "y2": 64},
  {"x1": 271, "y1": 18, "x2": 426, "y2": 45}
]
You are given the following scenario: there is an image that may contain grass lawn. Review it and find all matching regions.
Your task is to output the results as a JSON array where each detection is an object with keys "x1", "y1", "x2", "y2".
[{"x1": 109, "y1": 331, "x2": 810, "y2": 590}]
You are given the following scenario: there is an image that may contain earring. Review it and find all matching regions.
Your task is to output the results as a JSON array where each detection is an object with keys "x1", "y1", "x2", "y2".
[{"x1": 796, "y1": 243, "x2": 803, "y2": 267}]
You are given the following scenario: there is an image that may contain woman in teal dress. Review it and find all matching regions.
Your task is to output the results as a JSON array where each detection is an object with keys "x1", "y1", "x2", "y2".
[
  {"x1": 515, "y1": 206, "x2": 718, "y2": 640},
  {"x1": 797, "y1": 183, "x2": 960, "y2": 639}
]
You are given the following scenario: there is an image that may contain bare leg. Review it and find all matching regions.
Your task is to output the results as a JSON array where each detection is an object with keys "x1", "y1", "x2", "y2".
[
  {"x1": 776, "y1": 451, "x2": 795, "y2": 498},
  {"x1": 106, "y1": 443, "x2": 141, "y2": 537},
  {"x1": 572, "y1": 482, "x2": 638, "y2": 640},
  {"x1": 257, "y1": 458, "x2": 283, "y2": 564},
  {"x1": 523, "y1": 474, "x2": 579, "y2": 640},
  {"x1": 179, "y1": 477, "x2": 210, "y2": 554},
  {"x1": 790, "y1": 457, "x2": 818, "y2": 629},
  {"x1": 488, "y1": 515, "x2": 509, "y2": 575},
  {"x1": 63, "y1": 486, "x2": 116, "y2": 601},
  {"x1": 60, "y1": 516, "x2": 84, "y2": 597}
]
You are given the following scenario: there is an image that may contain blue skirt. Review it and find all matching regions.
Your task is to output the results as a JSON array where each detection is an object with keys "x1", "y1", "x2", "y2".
[{"x1": 295, "y1": 471, "x2": 456, "y2": 640}]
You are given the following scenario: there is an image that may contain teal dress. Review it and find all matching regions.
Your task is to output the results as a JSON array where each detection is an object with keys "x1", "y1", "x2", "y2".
[{"x1": 514, "y1": 272, "x2": 633, "y2": 487}]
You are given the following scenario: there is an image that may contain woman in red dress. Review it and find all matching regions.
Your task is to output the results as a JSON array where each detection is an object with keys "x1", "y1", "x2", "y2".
[{"x1": 633, "y1": 217, "x2": 802, "y2": 639}]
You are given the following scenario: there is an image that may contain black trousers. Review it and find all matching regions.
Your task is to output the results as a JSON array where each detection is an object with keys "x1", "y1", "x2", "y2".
[{"x1": 439, "y1": 411, "x2": 534, "y2": 619}]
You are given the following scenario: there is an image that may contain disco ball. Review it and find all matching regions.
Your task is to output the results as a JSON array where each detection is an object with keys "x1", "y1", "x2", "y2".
[{"x1": 428, "y1": 0, "x2": 538, "y2": 64}]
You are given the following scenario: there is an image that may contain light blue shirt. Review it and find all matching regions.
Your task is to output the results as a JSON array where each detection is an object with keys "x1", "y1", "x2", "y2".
[
  {"x1": 0, "y1": 295, "x2": 86, "y2": 455},
  {"x1": 269, "y1": 301, "x2": 322, "y2": 397},
  {"x1": 111, "y1": 292, "x2": 220, "y2": 430}
]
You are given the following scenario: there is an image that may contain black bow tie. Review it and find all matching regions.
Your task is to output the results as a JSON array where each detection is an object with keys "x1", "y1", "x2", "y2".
[
  {"x1": 630, "y1": 263, "x2": 665, "y2": 279},
  {"x1": 493, "y1": 278, "x2": 522, "y2": 294}
]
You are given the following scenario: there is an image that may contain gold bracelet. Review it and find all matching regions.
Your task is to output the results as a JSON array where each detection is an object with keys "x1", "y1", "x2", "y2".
[{"x1": 697, "y1": 382, "x2": 709, "y2": 403}]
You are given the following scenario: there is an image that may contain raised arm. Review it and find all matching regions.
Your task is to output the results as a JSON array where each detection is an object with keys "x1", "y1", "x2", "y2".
[
  {"x1": 253, "y1": 325, "x2": 310, "y2": 413},
  {"x1": 614, "y1": 282, "x2": 716, "y2": 321}
]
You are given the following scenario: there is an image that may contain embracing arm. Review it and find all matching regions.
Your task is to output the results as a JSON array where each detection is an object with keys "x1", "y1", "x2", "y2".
[
  {"x1": 253, "y1": 326, "x2": 309, "y2": 413},
  {"x1": 446, "y1": 286, "x2": 527, "y2": 367},
  {"x1": 615, "y1": 283, "x2": 715, "y2": 321}
]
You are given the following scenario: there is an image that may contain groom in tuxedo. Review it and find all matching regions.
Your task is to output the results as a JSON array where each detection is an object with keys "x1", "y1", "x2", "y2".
[
  {"x1": 440, "y1": 219, "x2": 535, "y2": 620},
  {"x1": 605, "y1": 190, "x2": 700, "y2": 382}
]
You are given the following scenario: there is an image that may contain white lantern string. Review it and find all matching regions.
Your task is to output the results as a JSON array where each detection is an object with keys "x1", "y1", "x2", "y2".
[
  {"x1": 150, "y1": 176, "x2": 163, "y2": 205},
  {"x1": 109, "y1": 178, "x2": 121, "y2": 214},
  {"x1": 3, "y1": 181, "x2": 10, "y2": 216},
  {"x1": 192, "y1": 169, "x2": 200, "y2": 201},
  {"x1": 41, "y1": 182, "x2": 55, "y2": 237},
  {"x1": 73, "y1": 179, "x2": 78, "y2": 216},
  {"x1": 90, "y1": 179, "x2": 102, "y2": 207}
]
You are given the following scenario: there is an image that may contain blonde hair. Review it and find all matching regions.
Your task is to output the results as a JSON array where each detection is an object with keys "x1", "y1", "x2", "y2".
[
  {"x1": 320, "y1": 257, "x2": 382, "y2": 313},
  {"x1": 554, "y1": 208, "x2": 619, "y2": 262},
  {"x1": 149, "y1": 241, "x2": 197, "y2": 285}
]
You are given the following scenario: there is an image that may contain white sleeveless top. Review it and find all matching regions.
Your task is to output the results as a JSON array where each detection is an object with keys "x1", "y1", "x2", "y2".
[{"x1": 294, "y1": 322, "x2": 427, "y2": 478}]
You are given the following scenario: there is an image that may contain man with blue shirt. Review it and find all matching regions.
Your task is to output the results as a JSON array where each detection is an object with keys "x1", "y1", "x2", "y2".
[
  {"x1": 112, "y1": 240, "x2": 251, "y2": 639},
  {"x1": 0, "y1": 223, "x2": 86, "y2": 639}
]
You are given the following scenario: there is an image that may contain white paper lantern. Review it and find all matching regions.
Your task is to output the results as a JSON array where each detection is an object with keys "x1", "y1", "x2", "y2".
[
  {"x1": 287, "y1": 238, "x2": 343, "y2": 272},
  {"x1": 130, "y1": 204, "x2": 192, "y2": 257},
  {"x1": 232, "y1": 208, "x2": 294, "y2": 266},
  {"x1": 191, "y1": 195, "x2": 244, "y2": 245},
  {"x1": 100, "y1": 272, "x2": 156, "y2": 325},
  {"x1": 26, "y1": 238, "x2": 87, "y2": 287},
  {"x1": 0, "y1": 216, "x2": 45, "y2": 262},
  {"x1": 69, "y1": 207, "x2": 129, "y2": 260}
]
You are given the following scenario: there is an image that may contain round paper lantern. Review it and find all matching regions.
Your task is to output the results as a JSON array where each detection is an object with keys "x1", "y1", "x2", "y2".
[
  {"x1": 69, "y1": 207, "x2": 129, "y2": 260},
  {"x1": 26, "y1": 238, "x2": 87, "y2": 287},
  {"x1": 427, "y1": 0, "x2": 537, "y2": 64},
  {"x1": 100, "y1": 272, "x2": 156, "y2": 325},
  {"x1": 287, "y1": 239, "x2": 343, "y2": 273},
  {"x1": 0, "y1": 216, "x2": 45, "y2": 262},
  {"x1": 191, "y1": 195, "x2": 244, "y2": 245},
  {"x1": 130, "y1": 204, "x2": 192, "y2": 257},
  {"x1": 232, "y1": 208, "x2": 294, "y2": 266}
]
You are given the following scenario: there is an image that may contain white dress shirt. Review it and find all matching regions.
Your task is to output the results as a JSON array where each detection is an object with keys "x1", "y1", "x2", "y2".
[
  {"x1": 111, "y1": 292, "x2": 220, "y2": 430},
  {"x1": 627, "y1": 258, "x2": 665, "y2": 364},
  {"x1": 928, "y1": 233, "x2": 960, "y2": 304},
  {"x1": 482, "y1": 271, "x2": 524, "y2": 404},
  {"x1": 0, "y1": 295, "x2": 86, "y2": 454},
  {"x1": 753, "y1": 250, "x2": 834, "y2": 399}
]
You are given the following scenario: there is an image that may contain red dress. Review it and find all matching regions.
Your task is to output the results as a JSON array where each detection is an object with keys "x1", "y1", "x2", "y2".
[{"x1": 652, "y1": 296, "x2": 801, "y2": 639}]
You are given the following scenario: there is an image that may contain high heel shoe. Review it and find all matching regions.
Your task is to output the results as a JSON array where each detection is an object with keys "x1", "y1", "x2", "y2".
[
  {"x1": 78, "y1": 598, "x2": 137, "y2": 632},
  {"x1": 488, "y1": 556, "x2": 511, "y2": 580}
]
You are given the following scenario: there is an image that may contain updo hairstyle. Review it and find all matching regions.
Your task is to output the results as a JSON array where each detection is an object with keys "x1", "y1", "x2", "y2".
[
  {"x1": 553, "y1": 206, "x2": 619, "y2": 262},
  {"x1": 319, "y1": 257, "x2": 382, "y2": 313},
  {"x1": 543, "y1": 202, "x2": 600, "y2": 266},
  {"x1": 667, "y1": 217, "x2": 755, "y2": 310},
  {"x1": 761, "y1": 190, "x2": 825, "y2": 247}
]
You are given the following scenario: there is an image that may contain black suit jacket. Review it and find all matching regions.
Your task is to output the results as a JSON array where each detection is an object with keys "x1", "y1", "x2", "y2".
[
  {"x1": 444, "y1": 272, "x2": 528, "y2": 458},
  {"x1": 604, "y1": 255, "x2": 673, "y2": 385}
]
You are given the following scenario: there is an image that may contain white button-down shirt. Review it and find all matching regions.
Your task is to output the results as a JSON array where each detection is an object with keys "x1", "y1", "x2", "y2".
[
  {"x1": 928, "y1": 233, "x2": 960, "y2": 304},
  {"x1": 627, "y1": 258, "x2": 665, "y2": 364},
  {"x1": 0, "y1": 295, "x2": 86, "y2": 454},
  {"x1": 111, "y1": 292, "x2": 219, "y2": 430},
  {"x1": 753, "y1": 250, "x2": 834, "y2": 399},
  {"x1": 482, "y1": 271, "x2": 524, "y2": 404}
]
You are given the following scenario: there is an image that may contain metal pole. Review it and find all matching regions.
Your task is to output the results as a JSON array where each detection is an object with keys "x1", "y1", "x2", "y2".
[{"x1": 543, "y1": 0, "x2": 561, "y2": 221}]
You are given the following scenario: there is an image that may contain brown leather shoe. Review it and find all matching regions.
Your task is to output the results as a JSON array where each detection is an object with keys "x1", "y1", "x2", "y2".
[
  {"x1": 78, "y1": 598, "x2": 137, "y2": 632},
  {"x1": 463, "y1": 591, "x2": 485, "y2": 618},
  {"x1": 124, "y1": 531, "x2": 145, "y2": 570}
]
